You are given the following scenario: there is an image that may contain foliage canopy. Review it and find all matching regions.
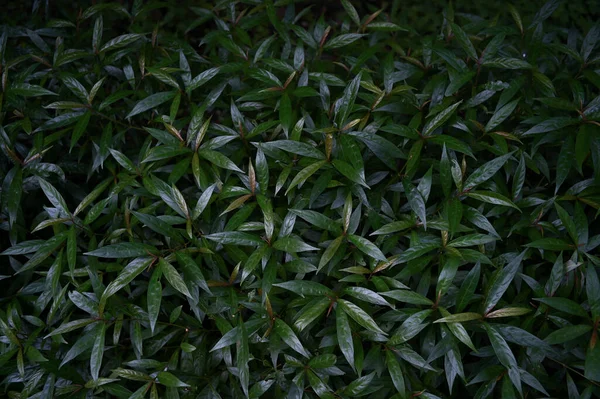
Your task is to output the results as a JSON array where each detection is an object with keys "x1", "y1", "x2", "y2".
[{"x1": 1, "y1": 1, "x2": 600, "y2": 398}]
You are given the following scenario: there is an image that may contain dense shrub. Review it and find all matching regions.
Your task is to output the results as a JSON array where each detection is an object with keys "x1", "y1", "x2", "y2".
[{"x1": 1, "y1": 1, "x2": 600, "y2": 398}]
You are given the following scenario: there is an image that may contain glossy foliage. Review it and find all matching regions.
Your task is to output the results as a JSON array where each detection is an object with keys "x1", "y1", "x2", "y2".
[{"x1": 1, "y1": 1, "x2": 600, "y2": 398}]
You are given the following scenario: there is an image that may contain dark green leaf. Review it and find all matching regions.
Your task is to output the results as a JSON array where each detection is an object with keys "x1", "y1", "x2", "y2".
[{"x1": 126, "y1": 91, "x2": 177, "y2": 119}]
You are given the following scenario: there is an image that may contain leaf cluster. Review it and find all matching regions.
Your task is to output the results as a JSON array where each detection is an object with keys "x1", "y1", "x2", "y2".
[{"x1": 1, "y1": 1, "x2": 600, "y2": 398}]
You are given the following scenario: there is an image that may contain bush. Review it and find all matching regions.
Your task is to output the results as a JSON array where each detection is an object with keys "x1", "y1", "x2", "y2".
[{"x1": 1, "y1": 1, "x2": 600, "y2": 398}]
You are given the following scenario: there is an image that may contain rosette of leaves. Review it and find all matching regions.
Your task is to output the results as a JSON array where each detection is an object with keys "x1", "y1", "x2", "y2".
[{"x1": 1, "y1": 0, "x2": 600, "y2": 398}]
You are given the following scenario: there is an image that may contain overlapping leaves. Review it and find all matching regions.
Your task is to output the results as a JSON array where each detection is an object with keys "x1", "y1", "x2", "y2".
[{"x1": 1, "y1": 1, "x2": 600, "y2": 398}]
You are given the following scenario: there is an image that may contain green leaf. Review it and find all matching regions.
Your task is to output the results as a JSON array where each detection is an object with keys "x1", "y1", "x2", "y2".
[
  {"x1": 90, "y1": 323, "x2": 106, "y2": 380},
  {"x1": 290, "y1": 210, "x2": 339, "y2": 233},
  {"x1": 100, "y1": 257, "x2": 154, "y2": 307},
  {"x1": 10, "y1": 83, "x2": 57, "y2": 97},
  {"x1": 126, "y1": 91, "x2": 177, "y2": 119},
  {"x1": 273, "y1": 236, "x2": 319, "y2": 253},
  {"x1": 192, "y1": 183, "x2": 216, "y2": 221},
  {"x1": 159, "y1": 258, "x2": 191, "y2": 298},
  {"x1": 132, "y1": 211, "x2": 182, "y2": 242},
  {"x1": 348, "y1": 131, "x2": 404, "y2": 169},
  {"x1": 255, "y1": 148, "x2": 269, "y2": 192},
  {"x1": 340, "y1": 0, "x2": 361, "y2": 26},
  {"x1": 336, "y1": 303, "x2": 355, "y2": 371},
  {"x1": 456, "y1": 262, "x2": 480, "y2": 312},
  {"x1": 448, "y1": 234, "x2": 498, "y2": 248},
  {"x1": 522, "y1": 117, "x2": 579, "y2": 136},
  {"x1": 309, "y1": 354, "x2": 336, "y2": 369},
  {"x1": 436, "y1": 255, "x2": 460, "y2": 297},
  {"x1": 347, "y1": 234, "x2": 387, "y2": 261},
  {"x1": 447, "y1": 197, "x2": 462, "y2": 236},
  {"x1": 294, "y1": 297, "x2": 330, "y2": 331},
  {"x1": 483, "y1": 324, "x2": 521, "y2": 393},
  {"x1": 15, "y1": 232, "x2": 68, "y2": 274},
  {"x1": 485, "y1": 307, "x2": 532, "y2": 318},
  {"x1": 434, "y1": 312, "x2": 483, "y2": 323},
  {"x1": 556, "y1": 135, "x2": 575, "y2": 193},
  {"x1": 85, "y1": 243, "x2": 156, "y2": 258},
  {"x1": 176, "y1": 252, "x2": 210, "y2": 294},
  {"x1": 38, "y1": 177, "x2": 71, "y2": 216},
  {"x1": 525, "y1": 238, "x2": 573, "y2": 251},
  {"x1": 389, "y1": 242, "x2": 440, "y2": 265},
  {"x1": 325, "y1": 34, "x2": 365, "y2": 50},
  {"x1": 66, "y1": 226, "x2": 77, "y2": 277},
  {"x1": 335, "y1": 72, "x2": 362, "y2": 127},
  {"x1": 465, "y1": 191, "x2": 520, "y2": 211},
  {"x1": 440, "y1": 144, "x2": 452, "y2": 197},
  {"x1": 422, "y1": 101, "x2": 462, "y2": 137},
  {"x1": 157, "y1": 371, "x2": 189, "y2": 388},
  {"x1": 483, "y1": 57, "x2": 532, "y2": 69},
  {"x1": 585, "y1": 339, "x2": 600, "y2": 382},
  {"x1": 332, "y1": 159, "x2": 368, "y2": 188},
  {"x1": 344, "y1": 287, "x2": 393, "y2": 307},
  {"x1": 205, "y1": 231, "x2": 263, "y2": 246},
  {"x1": 576, "y1": 124, "x2": 593, "y2": 174},
  {"x1": 483, "y1": 250, "x2": 527, "y2": 314},
  {"x1": 386, "y1": 350, "x2": 406, "y2": 395},
  {"x1": 370, "y1": 220, "x2": 414, "y2": 236},
  {"x1": 451, "y1": 23, "x2": 478, "y2": 60},
  {"x1": 343, "y1": 372, "x2": 376, "y2": 395},
  {"x1": 338, "y1": 299, "x2": 387, "y2": 335},
  {"x1": 100, "y1": 33, "x2": 142, "y2": 52},
  {"x1": 545, "y1": 325, "x2": 592, "y2": 345},
  {"x1": 45, "y1": 318, "x2": 97, "y2": 338},
  {"x1": 318, "y1": 236, "x2": 344, "y2": 272},
  {"x1": 403, "y1": 179, "x2": 427, "y2": 229},
  {"x1": 554, "y1": 203, "x2": 578, "y2": 245},
  {"x1": 389, "y1": 309, "x2": 432, "y2": 344},
  {"x1": 581, "y1": 22, "x2": 600, "y2": 61},
  {"x1": 73, "y1": 177, "x2": 112, "y2": 216},
  {"x1": 286, "y1": 160, "x2": 327, "y2": 194},
  {"x1": 237, "y1": 318, "x2": 250, "y2": 396},
  {"x1": 307, "y1": 370, "x2": 335, "y2": 399},
  {"x1": 6, "y1": 167, "x2": 22, "y2": 229},
  {"x1": 274, "y1": 318, "x2": 311, "y2": 358},
  {"x1": 429, "y1": 135, "x2": 475, "y2": 158},
  {"x1": 258, "y1": 140, "x2": 326, "y2": 160},
  {"x1": 534, "y1": 297, "x2": 589, "y2": 318},
  {"x1": 147, "y1": 264, "x2": 162, "y2": 333},
  {"x1": 142, "y1": 145, "x2": 190, "y2": 163},
  {"x1": 463, "y1": 152, "x2": 513, "y2": 191},
  {"x1": 273, "y1": 280, "x2": 334, "y2": 297},
  {"x1": 279, "y1": 93, "x2": 292, "y2": 133},
  {"x1": 587, "y1": 266, "x2": 600, "y2": 320},
  {"x1": 188, "y1": 67, "x2": 220, "y2": 93},
  {"x1": 63, "y1": 76, "x2": 89, "y2": 102}
]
